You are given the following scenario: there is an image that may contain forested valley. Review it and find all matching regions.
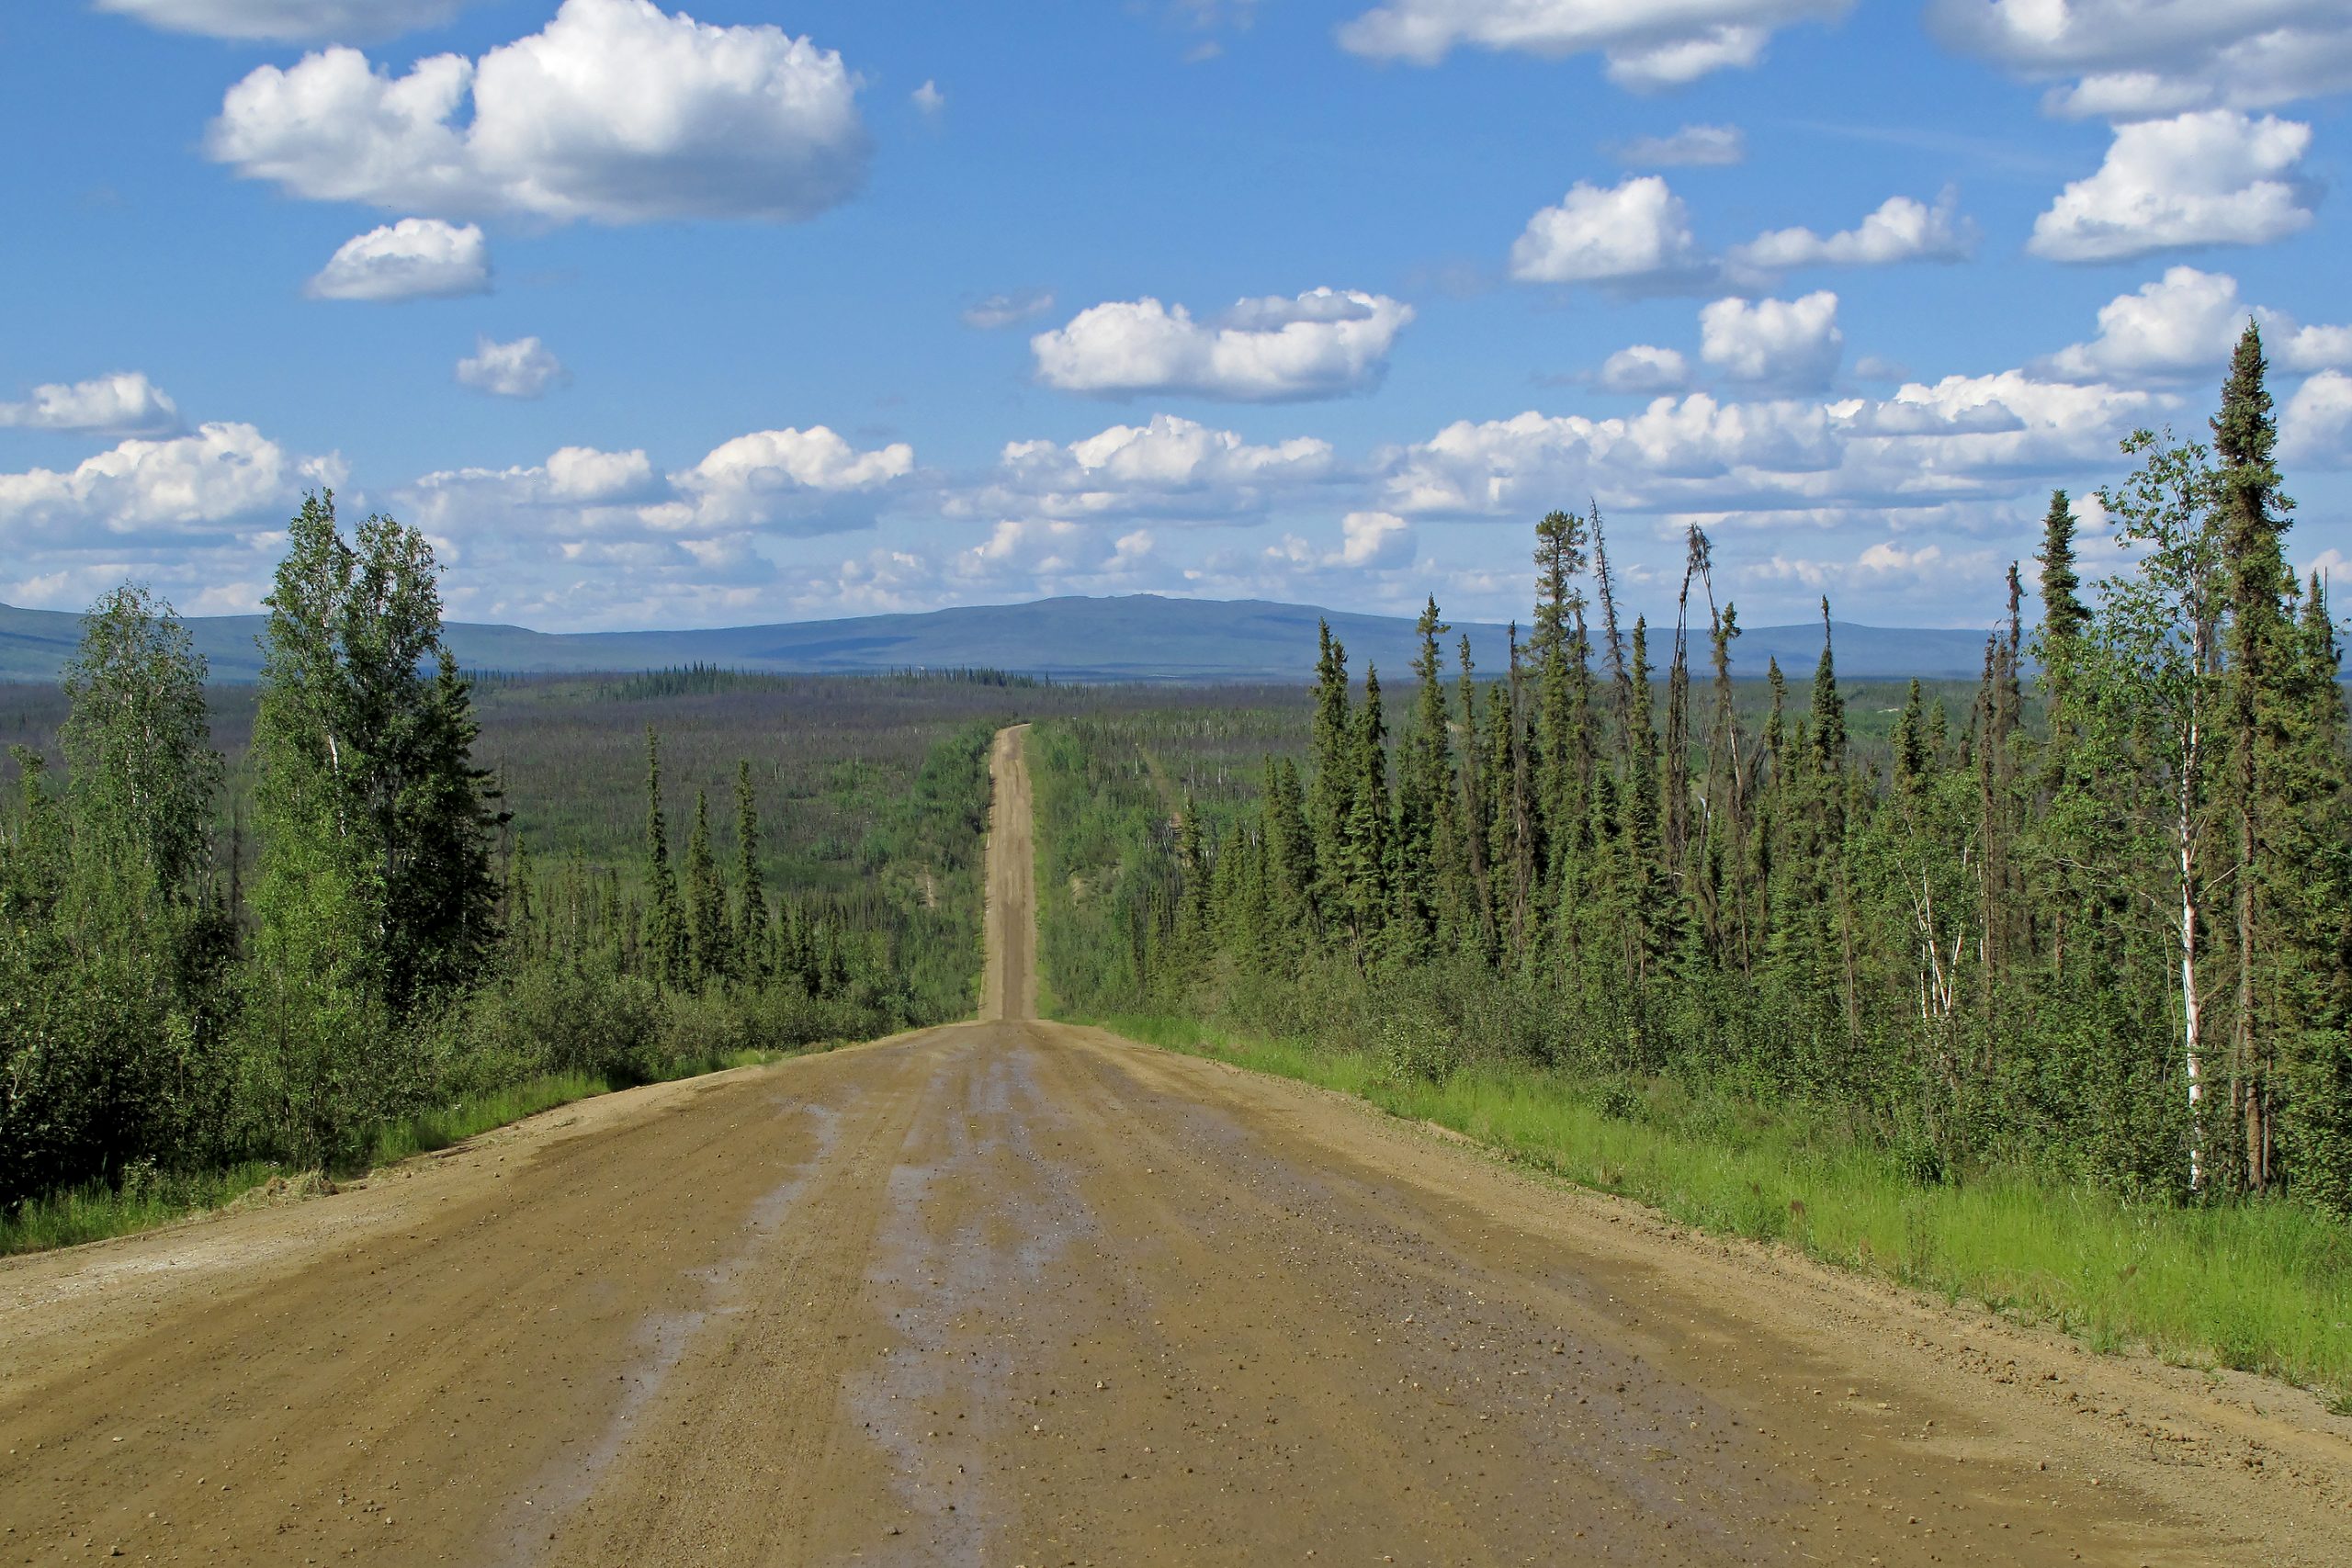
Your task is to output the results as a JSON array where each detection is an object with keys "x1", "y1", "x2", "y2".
[
  {"x1": 1035, "y1": 326, "x2": 2352, "y2": 1390},
  {"x1": 0, "y1": 494, "x2": 1026, "y2": 1245}
]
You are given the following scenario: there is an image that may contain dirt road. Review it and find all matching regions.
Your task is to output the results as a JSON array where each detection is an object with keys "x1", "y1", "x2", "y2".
[{"x1": 4, "y1": 726, "x2": 2348, "y2": 1565}]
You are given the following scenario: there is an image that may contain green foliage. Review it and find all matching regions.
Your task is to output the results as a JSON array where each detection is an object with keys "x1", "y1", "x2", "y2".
[
  {"x1": 1036, "y1": 349, "x2": 2352, "y2": 1228},
  {"x1": 0, "y1": 1161, "x2": 286, "y2": 1258},
  {"x1": 2, "y1": 585, "x2": 230, "y2": 1203},
  {"x1": 0, "y1": 496, "x2": 1055, "y2": 1245},
  {"x1": 242, "y1": 494, "x2": 507, "y2": 1164}
]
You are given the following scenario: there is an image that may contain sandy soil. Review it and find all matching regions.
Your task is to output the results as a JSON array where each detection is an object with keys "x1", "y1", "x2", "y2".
[{"x1": 2, "y1": 724, "x2": 2347, "y2": 1565}]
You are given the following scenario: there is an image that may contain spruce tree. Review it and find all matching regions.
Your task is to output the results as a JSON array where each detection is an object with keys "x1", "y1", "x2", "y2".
[
  {"x1": 1502, "y1": 630, "x2": 1537, "y2": 960},
  {"x1": 1894, "y1": 679, "x2": 1930, "y2": 800},
  {"x1": 2274, "y1": 575, "x2": 2352, "y2": 1211},
  {"x1": 734, "y1": 761, "x2": 770, "y2": 980},
  {"x1": 1531, "y1": 511, "x2": 1585, "y2": 872},
  {"x1": 2032, "y1": 490, "x2": 2094, "y2": 989},
  {"x1": 1455, "y1": 635, "x2": 1498, "y2": 962},
  {"x1": 2214, "y1": 321, "x2": 2292, "y2": 1188},
  {"x1": 1344, "y1": 667, "x2": 1395, "y2": 959},
  {"x1": 1174, "y1": 799, "x2": 1213, "y2": 973},
  {"x1": 1261, "y1": 756, "x2": 1315, "y2": 953},
  {"x1": 1305, "y1": 623, "x2": 1352, "y2": 936},
  {"x1": 685, "y1": 789, "x2": 726, "y2": 984},
  {"x1": 1808, "y1": 603, "x2": 1860, "y2": 1045},
  {"x1": 1394, "y1": 597, "x2": 1453, "y2": 960},
  {"x1": 643, "y1": 728, "x2": 689, "y2": 990},
  {"x1": 1704, "y1": 604, "x2": 1753, "y2": 976},
  {"x1": 2037, "y1": 491, "x2": 2089, "y2": 655},
  {"x1": 395, "y1": 649, "x2": 503, "y2": 1003},
  {"x1": 1623, "y1": 619, "x2": 1668, "y2": 997}
]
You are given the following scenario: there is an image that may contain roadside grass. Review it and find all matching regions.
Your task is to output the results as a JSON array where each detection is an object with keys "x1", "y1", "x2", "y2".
[
  {"x1": 0, "y1": 1162, "x2": 287, "y2": 1257},
  {"x1": 359, "y1": 1046, "x2": 787, "y2": 1171},
  {"x1": 1091, "y1": 1011, "x2": 2352, "y2": 1403},
  {"x1": 358, "y1": 1071, "x2": 616, "y2": 1169},
  {"x1": 1, "y1": 1046, "x2": 802, "y2": 1261}
]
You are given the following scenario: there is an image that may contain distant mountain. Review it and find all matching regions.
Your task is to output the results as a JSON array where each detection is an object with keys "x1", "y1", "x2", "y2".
[{"x1": 0, "y1": 594, "x2": 2006, "y2": 684}]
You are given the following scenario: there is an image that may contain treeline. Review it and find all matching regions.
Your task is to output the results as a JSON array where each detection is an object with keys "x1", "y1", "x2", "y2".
[
  {"x1": 600, "y1": 665, "x2": 1045, "y2": 701},
  {"x1": 1052, "y1": 325, "x2": 2352, "y2": 1213},
  {"x1": 0, "y1": 496, "x2": 974, "y2": 1211}
]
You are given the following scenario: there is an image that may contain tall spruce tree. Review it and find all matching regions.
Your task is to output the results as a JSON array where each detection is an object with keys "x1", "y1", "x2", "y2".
[
  {"x1": 1306, "y1": 623, "x2": 1352, "y2": 937},
  {"x1": 1344, "y1": 667, "x2": 1395, "y2": 958},
  {"x1": 1454, "y1": 636, "x2": 1498, "y2": 962},
  {"x1": 642, "y1": 728, "x2": 690, "y2": 991},
  {"x1": 2274, "y1": 575, "x2": 2352, "y2": 1209},
  {"x1": 1704, "y1": 603, "x2": 1753, "y2": 976},
  {"x1": 1261, "y1": 756, "x2": 1315, "y2": 953},
  {"x1": 2213, "y1": 321, "x2": 2294, "y2": 1189},
  {"x1": 685, "y1": 789, "x2": 727, "y2": 984},
  {"x1": 734, "y1": 761, "x2": 770, "y2": 981},
  {"x1": 1394, "y1": 597, "x2": 1454, "y2": 960},
  {"x1": 1531, "y1": 510, "x2": 1585, "y2": 880}
]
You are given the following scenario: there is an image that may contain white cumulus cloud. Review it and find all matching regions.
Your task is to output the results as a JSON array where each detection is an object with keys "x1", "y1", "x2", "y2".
[
  {"x1": 1600, "y1": 344, "x2": 1691, "y2": 393},
  {"x1": 208, "y1": 0, "x2": 870, "y2": 225},
  {"x1": 307, "y1": 218, "x2": 490, "y2": 300},
  {"x1": 401, "y1": 427, "x2": 913, "y2": 556},
  {"x1": 1031, "y1": 288, "x2": 1414, "y2": 401},
  {"x1": 2041, "y1": 266, "x2": 2352, "y2": 381},
  {"x1": 0, "y1": 372, "x2": 182, "y2": 436},
  {"x1": 404, "y1": 446, "x2": 657, "y2": 519},
  {"x1": 664, "y1": 427, "x2": 915, "y2": 532},
  {"x1": 1928, "y1": 0, "x2": 2352, "y2": 116},
  {"x1": 911, "y1": 79, "x2": 945, "y2": 114},
  {"x1": 1373, "y1": 369, "x2": 2152, "y2": 531},
  {"x1": 1338, "y1": 0, "x2": 1853, "y2": 87},
  {"x1": 545, "y1": 446, "x2": 656, "y2": 502},
  {"x1": 0, "y1": 423, "x2": 341, "y2": 542},
  {"x1": 1614, "y1": 123, "x2": 1746, "y2": 166},
  {"x1": 1336, "y1": 510, "x2": 1418, "y2": 569},
  {"x1": 1700, "y1": 292, "x2": 1844, "y2": 388},
  {"x1": 97, "y1": 1, "x2": 473, "y2": 42},
  {"x1": 456, "y1": 335, "x2": 567, "y2": 398},
  {"x1": 970, "y1": 414, "x2": 1337, "y2": 523},
  {"x1": 1732, "y1": 189, "x2": 1975, "y2": 271},
  {"x1": 2281, "y1": 370, "x2": 2352, "y2": 469},
  {"x1": 2028, "y1": 110, "x2": 2316, "y2": 263},
  {"x1": 1509, "y1": 175, "x2": 1709, "y2": 288}
]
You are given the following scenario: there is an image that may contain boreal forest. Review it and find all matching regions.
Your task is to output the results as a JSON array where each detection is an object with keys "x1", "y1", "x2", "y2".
[{"x1": 1041, "y1": 327, "x2": 2352, "y2": 1221}]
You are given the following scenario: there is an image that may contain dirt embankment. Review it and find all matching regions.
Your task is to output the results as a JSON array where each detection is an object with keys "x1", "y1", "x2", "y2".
[{"x1": 1, "y1": 724, "x2": 2346, "y2": 1565}]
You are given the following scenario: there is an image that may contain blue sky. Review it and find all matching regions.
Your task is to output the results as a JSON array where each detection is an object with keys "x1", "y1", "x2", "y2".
[{"x1": 3, "y1": 1, "x2": 2347, "y2": 634}]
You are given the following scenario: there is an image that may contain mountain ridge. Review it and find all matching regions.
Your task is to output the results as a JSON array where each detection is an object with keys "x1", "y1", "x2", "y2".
[{"x1": 0, "y1": 593, "x2": 2008, "y2": 684}]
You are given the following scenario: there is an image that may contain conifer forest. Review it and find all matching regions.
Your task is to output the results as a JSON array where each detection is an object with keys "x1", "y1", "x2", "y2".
[
  {"x1": 1039, "y1": 326, "x2": 2352, "y2": 1219},
  {"x1": 0, "y1": 494, "x2": 1044, "y2": 1214}
]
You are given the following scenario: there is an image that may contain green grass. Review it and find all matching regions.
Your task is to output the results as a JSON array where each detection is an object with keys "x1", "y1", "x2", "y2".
[
  {"x1": 359, "y1": 1047, "x2": 790, "y2": 1169},
  {"x1": 1091, "y1": 1011, "x2": 2352, "y2": 1403},
  {"x1": 1, "y1": 1047, "x2": 803, "y2": 1260},
  {"x1": 359, "y1": 1071, "x2": 617, "y2": 1168},
  {"x1": 0, "y1": 1162, "x2": 287, "y2": 1257}
]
